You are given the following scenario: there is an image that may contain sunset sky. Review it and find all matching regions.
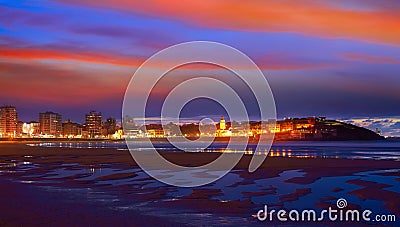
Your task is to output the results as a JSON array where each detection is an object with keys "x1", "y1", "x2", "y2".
[{"x1": 1, "y1": 0, "x2": 400, "y2": 135}]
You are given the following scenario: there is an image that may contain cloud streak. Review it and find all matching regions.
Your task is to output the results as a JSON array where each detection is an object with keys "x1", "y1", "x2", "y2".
[
  {"x1": 56, "y1": 0, "x2": 400, "y2": 45},
  {"x1": 0, "y1": 45, "x2": 144, "y2": 67},
  {"x1": 340, "y1": 53, "x2": 400, "y2": 64}
]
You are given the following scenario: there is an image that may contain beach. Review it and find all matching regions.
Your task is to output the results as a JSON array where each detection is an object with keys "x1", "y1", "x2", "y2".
[{"x1": 0, "y1": 142, "x2": 399, "y2": 226}]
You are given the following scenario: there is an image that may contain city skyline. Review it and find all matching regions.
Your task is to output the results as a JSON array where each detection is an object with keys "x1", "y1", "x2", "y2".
[
  {"x1": 1, "y1": 104, "x2": 399, "y2": 137},
  {"x1": 1, "y1": 0, "x2": 400, "y2": 123},
  {"x1": 0, "y1": 104, "x2": 384, "y2": 140}
]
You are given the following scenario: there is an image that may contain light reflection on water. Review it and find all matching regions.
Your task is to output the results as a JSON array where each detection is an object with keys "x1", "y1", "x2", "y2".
[{"x1": 28, "y1": 140, "x2": 400, "y2": 160}]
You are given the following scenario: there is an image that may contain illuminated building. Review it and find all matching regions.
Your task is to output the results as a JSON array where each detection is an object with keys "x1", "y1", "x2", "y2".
[
  {"x1": 280, "y1": 119, "x2": 294, "y2": 132},
  {"x1": 231, "y1": 122, "x2": 252, "y2": 137},
  {"x1": 146, "y1": 129, "x2": 165, "y2": 138},
  {"x1": 143, "y1": 124, "x2": 165, "y2": 138},
  {"x1": 220, "y1": 116, "x2": 226, "y2": 130},
  {"x1": 112, "y1": 129, "x2": 124, "y2": 139},
  {"x1": 17, "y1": 121, "x2": 24, "y2": 136},
  {"x1": 85, "y1": 111, "x2": 102, "y2": 138},
  {"x1": 293, "y1": 117, "x2": 315, "y2": 129},
  {"x1": 125, "y1": 128, "x2": 143, "y2": 138},
  {"x1": 39, "y1": 111, "x2": 62, "y2": 137},
  {"x1": 63, "y1": 120, "x2": 82, "y2": 138},
  {"x1": 270, "y1": 123, "x2": 281, "y2": 133},
  {"x1": 122, "y1": 115, "x2": 143, "y2": 138},
  {"x1": 216, "y1": 116, "x2": 231, "y2": 137},
  {"x1": 22, "y1": 121, "x2": 40, "y2": 136},
  {"x1": 199, "y1": 123, "x2": 217, "y2": 137},
  {"x1": 103, "y1": 117, "x2": 117, "y2": 136},
  {"x1": 0, "y1": 106, "x2": 18, "y2": 137},
  {"x1": 267, "y1": 117, "x2": 317, "y2": 135}
]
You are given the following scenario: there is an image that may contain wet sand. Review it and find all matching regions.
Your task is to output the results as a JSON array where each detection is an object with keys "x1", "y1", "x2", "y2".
[
  {"x1": 1, "y1": 143, "x2": 399, "y2": 171},
  {"x1": 0, "y1": 143, "x2": 399, "y2": 226},
  {"x1": 0, "y1": 179, "x2": 176, "y2": 226}
]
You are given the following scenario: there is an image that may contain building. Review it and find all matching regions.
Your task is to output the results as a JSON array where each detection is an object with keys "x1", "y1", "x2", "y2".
[
  {"x1": 0, "y1": 106, "x2": 18, "y2": 137},
  {"x1": 219, "y1": 116, "x2": 226, "y2": 130},
  {"x1": 85, "y1": 111, "x2": 102, "y2": 138},
  {"x1": 216, "y1": 116, "x2": 231, "y2": 137},
  {"x1": 230, "y1": 121, "x2": 251, "y2": 137},
  {"x1": 164, "y1": 122, "x2": 181, "y2": 136},
  {"x1": 280, "y1": 119, "x2": 294, "y2": 132},
  {"x1": 103, "y1": 117, "x2": 117, "y2": 136},
  {"x1": 22, "y1": 121, "x2": 40, "y2": 136},
  {"x1": 142, "y1": 124, "x2": 165, "y2": 138},
  {"x1": 63, "y1": 120, "x2": 82, "y2": 138},
  {"x1": 39, "y1": 111, "x2": 62, "y2": 136},
  {"x1": 123, "y1": 115, "x2": 136, "y2": 128},
  {"x1": 17, "y1": 121, "x2": 24, "y2": 136},
  {"x1": 124, "y1": 127, "x2": 144, "y2": 138},
  {"x1": 271, "y1": 123, "x2": 281, "y2": 133},
  {"x1": 111, "y1": 129, "x2": 124, "y2": 140},
  {"x1": 146, "y1": 129, "x2": 165, "y2": 138},
  {"x1": 293, "y1": 117, "x2": 315, "y2": 130}
]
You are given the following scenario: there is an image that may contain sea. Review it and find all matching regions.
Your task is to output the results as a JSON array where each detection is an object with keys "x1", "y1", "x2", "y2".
[{"x1": 30, "y1": 139, "x2": 400, "y2": 160}]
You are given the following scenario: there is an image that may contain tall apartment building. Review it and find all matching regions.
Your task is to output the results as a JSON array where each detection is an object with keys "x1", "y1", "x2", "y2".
[
  {"x1": 85, "y1": 111, "x2": 102, "y2": 138},
  {"x1": 39, "y1": 111, "x2": 62, "y2": 136},
  {"x1": 0, "y1": 106, "x2": 18, "y2": 137}
]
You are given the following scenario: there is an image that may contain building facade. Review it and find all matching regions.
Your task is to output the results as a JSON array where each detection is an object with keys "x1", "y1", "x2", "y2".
[
  {"x1": 103, "y1": 117, "x2": 117, "y2": 136},
  {"x1": 216, "y1": 116, "x2": 231, "y2": 137},
  {"x1": 63, "y1": 120, "x2": 82, "y2": 137},
  {"x1": 39, "y1": 111, "x2": 62, "y2": 136},
  {"x1": 0, "y1": 106, "x2": 18, "y2": 137},
  {"x1": 22, "y1": 121, "x2": 40, "y2": 136},
  {"x1": 85, "y1": 111, "x2": 102, "y2": 138}
]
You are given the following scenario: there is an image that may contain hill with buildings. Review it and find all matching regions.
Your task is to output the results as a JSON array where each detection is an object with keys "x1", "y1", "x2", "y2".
[{"x1": 271, "y1": 118, "x2": 384, "y2": 141}]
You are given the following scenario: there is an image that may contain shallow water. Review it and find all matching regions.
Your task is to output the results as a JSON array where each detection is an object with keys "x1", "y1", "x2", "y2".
[{"x1": 30, "y1": 140, "x2": 400, "y2": 160}]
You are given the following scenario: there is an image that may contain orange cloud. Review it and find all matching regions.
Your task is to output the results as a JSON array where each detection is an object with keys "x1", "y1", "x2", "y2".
[
  {"x1": 0, "y1": 46, "x2": 144, "y2": 67},
  {"x1": 1, "y1": 45, "x2": 337, "y2": 72},
  {"x1": 0, "y1": 60, "x2": 131, "y2": 105},
  {"x1": 56, "y1": 0, "x2": 400, "y2": 45}
]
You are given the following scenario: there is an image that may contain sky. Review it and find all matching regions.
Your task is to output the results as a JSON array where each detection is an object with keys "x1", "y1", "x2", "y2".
[{"x1": 1, "y1": 0, "x2": 400, "y2": 135}]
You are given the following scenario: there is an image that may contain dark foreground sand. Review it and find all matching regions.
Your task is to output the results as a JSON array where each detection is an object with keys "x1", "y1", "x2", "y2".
[
  {"x1": 0, "y1": 143, "x2": 399, "y2": 226},
  {"x1": 0, "y1": 179, "x2": 177, "y2": 226}
]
